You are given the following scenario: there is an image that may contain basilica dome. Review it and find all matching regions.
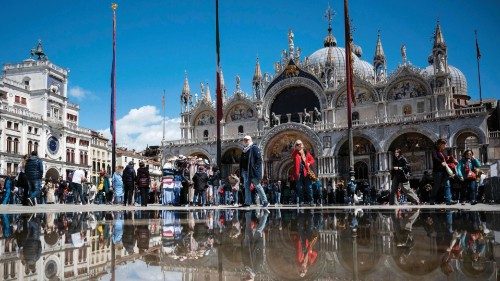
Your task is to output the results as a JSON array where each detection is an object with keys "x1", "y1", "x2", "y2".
[
  {"x1": 421, "y1": 64, "x2": 467, "y2": 94},
  {"x1": 307, "y1": 47, "x2": 375, "y2": 81}
]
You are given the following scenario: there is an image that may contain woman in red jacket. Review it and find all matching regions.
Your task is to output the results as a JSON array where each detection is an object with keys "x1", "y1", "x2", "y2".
[{"x1": 291, "y1": 140, "x2": 315, "y2": 206}]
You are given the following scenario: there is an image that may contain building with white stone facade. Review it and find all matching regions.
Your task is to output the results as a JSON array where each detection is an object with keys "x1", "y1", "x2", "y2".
[
  {"x1": 116, "y1": 148, "x2": 162, "y2": 181},
  {"x1": 0, "y1": 41, "x2": 92, "y2": 180},
  {"x1": 90, "y1": 130, "x2": 112, "y2": 184},
  {"x1": 163, "y1": 16, "x2": 500, "y2": 190}
]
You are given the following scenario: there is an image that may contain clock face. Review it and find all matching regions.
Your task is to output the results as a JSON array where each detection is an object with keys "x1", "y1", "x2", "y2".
[{"x1": 47, "y1": 136, "x2": 59, "y2": 155}]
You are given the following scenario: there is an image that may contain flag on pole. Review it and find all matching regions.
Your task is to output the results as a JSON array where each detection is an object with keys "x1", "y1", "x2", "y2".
[
  {"x1": 215, "y1": 0, "x2": 223, "y2": 168},
  {"x1": 110, "y1": 3, "x2": 118, "y2": 174},
  {"x1": 475, "y1": 30, "x2": 481, "y2": 60}
]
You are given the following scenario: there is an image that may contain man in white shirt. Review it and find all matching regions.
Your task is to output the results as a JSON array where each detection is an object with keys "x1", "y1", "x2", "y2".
[{"x1": 71, "y1": 169, "x2": 87, "y2": 204}]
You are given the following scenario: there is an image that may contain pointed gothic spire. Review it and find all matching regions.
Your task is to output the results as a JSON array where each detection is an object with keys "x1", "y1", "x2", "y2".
[
  {"x1": 253, "y1": 57, "x2": 263, "y2": 83},
  {"x1": 205, "y1": 83, "x2": 212, "y2": 102},
  {"x1": 182, "y1": 71, "x2": 191, "y2": 96},
  {"x1": 373, "y1": 31, "x2": 386, "y2": 64},
  {"x1": 323, "y1": 3, "x2": 337, "y2": 47},
  {"x1": 433, "y1": 21, "x2": 446, "y2": 49},
  {"x1": 219, "y1": 68, "x2": 227, "y2": 100},
  {"x1": 373, "y1": 31, "x2": 387, "y2": 82}
]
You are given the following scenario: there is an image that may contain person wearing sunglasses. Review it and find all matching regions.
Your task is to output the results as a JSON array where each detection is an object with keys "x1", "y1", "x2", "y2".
[{"x1": 291, "y1": 140, "x2": 316, "y2": 206}]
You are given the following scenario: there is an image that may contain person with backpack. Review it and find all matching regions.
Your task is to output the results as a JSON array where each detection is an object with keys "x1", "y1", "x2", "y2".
[
  {"x1": 136, "y1": 162, "x2": 151, "y2": 207},
  {"x1": 391, "y1": 148, "x2": 420, "y2": 205},
  {"x1": 122, "y1": 161, "x2": 136, "y2": 206}
]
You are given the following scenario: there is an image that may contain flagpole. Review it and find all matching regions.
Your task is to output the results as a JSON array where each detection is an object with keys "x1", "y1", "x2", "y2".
[
  {"x1": 215, "y1": 0, "x2": 222, "y2": 169},
  {"x1": 110, "y1": 3, "x2": 118, "y2": 176},
  {"x1": 344, "y1": 0, "x2": 355, "y2": 176},
  {"x1": 475, "y1": 30, "x2": 482, "y2": 104},
  {"x1": 162, "y1": 90, "x2": 166, "y2": 141}
]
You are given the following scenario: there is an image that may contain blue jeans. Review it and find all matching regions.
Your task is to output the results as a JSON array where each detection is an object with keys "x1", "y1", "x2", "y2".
[
  {"x1": 163, "y1": 188, "x2": 174, "y2": 205},
  {"x1": 115, "y1": 195, "x2": 124, "y2": 204},
  {"x1": 70, "y1": 182, "x2": 86, "y2": 204},
  {"x1": 242, "y1": 171, "x2": 267, "y2": 205},
  {"x1": 431, "y1": 171, "x2": 452, "y2": 203},
  {"x1": 28, "y1": 179, "x2": 42, "y2": 201},
  {"x1": 274, "y1": 191, "x2": 281, "y2": 204},
  {"x1": 173, "y1": 186, "x2": 181, "y2": 205},
  {"x1": 464, "y1": 180, "x2": 478, "y2": 202},
  {"x1": 296, "y1": 174, "x2": 313, "y2": 204},
  {"x1": 193, "y1": 190, "x2": 206, "y2": 206}
]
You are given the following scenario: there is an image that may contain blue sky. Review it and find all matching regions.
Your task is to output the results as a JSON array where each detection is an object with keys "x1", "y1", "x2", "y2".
[{"x1": 1, "y1": 1, "x2": 499, "y2": 149}]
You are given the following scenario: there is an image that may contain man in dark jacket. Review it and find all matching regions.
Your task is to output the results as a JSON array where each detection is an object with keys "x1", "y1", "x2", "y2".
[
  {"x1": 122, "y1": 161, "x2": 136, "y2": 206},
  {"x1": 391, "y1": 148, "x2": 419, "y2": 205},
  {"x1": 24, "y1": 150, "x2": 43, "y2": 206},
  {"x1": 239, "y1": 135, "x2": 268, "y2": 207},
  {"x1": 136, "y1": 162, "x2": 150, "y2": 206},
  {"x1": 192, "y1": 165, "x2": 209, "y2": 206}
]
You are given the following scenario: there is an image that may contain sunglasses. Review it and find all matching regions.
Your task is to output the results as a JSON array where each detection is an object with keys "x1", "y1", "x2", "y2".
[{"x1": 295, "y1": 143, "x2": 302, "y2": 146}]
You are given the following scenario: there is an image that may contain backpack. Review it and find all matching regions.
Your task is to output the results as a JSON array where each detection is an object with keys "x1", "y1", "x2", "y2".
[{"x1": 137, "y1": 169, "x2": 149, "y2": 188}]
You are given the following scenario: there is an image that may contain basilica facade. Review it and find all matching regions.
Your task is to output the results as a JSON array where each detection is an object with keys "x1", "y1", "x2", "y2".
[{"x1": 163, "y1": 20, "x2": 498, "y2": 190}]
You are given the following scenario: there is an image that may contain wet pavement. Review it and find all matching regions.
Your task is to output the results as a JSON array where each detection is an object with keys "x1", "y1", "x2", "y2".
[{"x1": 0, "y1": 207, "x2": 498, "y2": 280}]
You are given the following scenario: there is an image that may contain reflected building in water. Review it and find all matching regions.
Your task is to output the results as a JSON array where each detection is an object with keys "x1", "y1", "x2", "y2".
[{"x1": 0, "y1": 210, "x2": 497, "y2": 280}]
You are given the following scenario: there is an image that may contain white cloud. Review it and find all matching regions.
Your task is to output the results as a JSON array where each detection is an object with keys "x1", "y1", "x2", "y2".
[
  {"x1": 99, "y1": 105, "x2": 181, "y2": 151},
  {"x1": 68, "y1": 86, "x2": 91, "y2": 100},
  {"x1": 100, "y1": 260, "x2": 182, "y2": 280}
]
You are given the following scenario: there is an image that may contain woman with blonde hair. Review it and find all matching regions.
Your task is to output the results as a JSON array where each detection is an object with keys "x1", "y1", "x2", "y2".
[{"x1": 291, "y1": 140, "x2": 315, "y2": 206}]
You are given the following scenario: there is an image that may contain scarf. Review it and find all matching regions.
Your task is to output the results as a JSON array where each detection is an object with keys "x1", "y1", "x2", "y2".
[{"x1": 243, "y1": 141, "x2": 253, "y2": 153}]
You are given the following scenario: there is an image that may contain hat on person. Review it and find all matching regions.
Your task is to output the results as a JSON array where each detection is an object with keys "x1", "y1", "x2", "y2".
[
  {"x1": 128, "y1": 161, "x2": 135, "y2": 165},
  {"x1": 243, "y1": 135, "x2": 252, "y2": 141}
]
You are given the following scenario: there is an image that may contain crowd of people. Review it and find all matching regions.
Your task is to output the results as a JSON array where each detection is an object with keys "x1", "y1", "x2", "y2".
[{"x1": 0, "y1": 137, "x2": 493, "y2": 207}]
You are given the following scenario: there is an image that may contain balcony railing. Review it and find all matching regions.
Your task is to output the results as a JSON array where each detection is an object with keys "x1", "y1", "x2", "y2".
[
  {"x1": 166, "y1": 104, "x2": 489, "y2": 146},
  {"x1": 0, "y1": 103, "x2": 43, "y2": 120},
  {"x1": 490, "y1": 131, "x2": 500, "y2": 139}
]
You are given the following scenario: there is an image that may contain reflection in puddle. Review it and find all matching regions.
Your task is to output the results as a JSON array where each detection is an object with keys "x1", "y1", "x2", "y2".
[{"x1": 0, "y1": 209, "x2": 497, "y2": 280}]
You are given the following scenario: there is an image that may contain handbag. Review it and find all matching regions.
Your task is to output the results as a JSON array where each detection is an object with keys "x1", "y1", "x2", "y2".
[
  {"x1": 467, "y1": 171, "x2": 476, "y2": 181},
  {"x1": 307, "y1": 170, "x2": 318, "y2": 181}
]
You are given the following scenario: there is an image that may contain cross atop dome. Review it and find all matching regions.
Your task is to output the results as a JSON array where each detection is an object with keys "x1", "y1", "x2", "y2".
[{"x1": 323, "y1": 3, "x2": 337, "y2": 47}]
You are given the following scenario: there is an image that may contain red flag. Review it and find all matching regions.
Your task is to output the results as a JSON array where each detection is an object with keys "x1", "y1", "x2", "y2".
[
  {"x1": 475, "y1": 30, "x2": 481, "y2": 60},
  {"x1": 215, "y1": 0, "x2": 222, "y2": 168}
]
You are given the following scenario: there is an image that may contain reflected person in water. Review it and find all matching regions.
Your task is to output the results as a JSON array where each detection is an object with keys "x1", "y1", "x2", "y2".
[{"x1": 242, "y1": 209, "x2": 269, "y2": 278}]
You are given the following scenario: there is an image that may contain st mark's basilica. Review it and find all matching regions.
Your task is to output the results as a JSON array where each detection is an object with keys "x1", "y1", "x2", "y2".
[{"x1": 162, "y1": 12, "x2": 499, "y2": 190}]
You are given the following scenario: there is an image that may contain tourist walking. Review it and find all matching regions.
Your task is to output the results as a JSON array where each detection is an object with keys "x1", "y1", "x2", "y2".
[
  {"x1": 112, "y1": 165, "x2": 125, "y2": 204},
  {"x1": 430, "y1": 139, "x2": 456, "y2": 205},
  {"x1": 122, "y1": 161, "x2": 136, "y2": 206},
  {"x1": 70, "y1": 168, "x2": 87, "y2": 205},
  {"x1": 456, "y1": 150, "x2": 481, "y2": 205},
  {"x1": 136, "y1": 162, "x2": 151, "y2": 207},
  {"x1": 239, "y1": 135, "x2": 269, "y2": 207},
  {"x1": 24, "y1": 151, "x2": 43, "y2": 206},
  {"x1": 390, "y1": 148, "x2": 420, "y2": 205},
  {"x1": 192, "y1": 165, "x2": 209, "y2": 206},
  {"x1": 291, "y1": 139, "x2": 315, "y2": 206}
]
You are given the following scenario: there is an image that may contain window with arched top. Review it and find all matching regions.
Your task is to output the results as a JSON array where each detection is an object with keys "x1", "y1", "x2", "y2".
[
  {"x1": 34, "y1": 142, "x2": 38, "y2": 153},
  {"x1": 203, "y1": 130, "x2": 209, "y2": 141},
  {"x1": 403, "y1": 104, "x2": 412, "y2": 115},
  {"x1": 6, "y1": 137, "x2": 12, "y2": 153},
  {"x1": 13, "y1": 138, "x2": 19, "y2": 154},
  {"x1": 238, "y1": 125, "x2": 244, "y2": 134},
  {"x1": 352, "y1": 112, "x2": 360, "y2": 121},
  {"x1": 28, "y1": 141, "x2": 33, "y2": 153}
]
